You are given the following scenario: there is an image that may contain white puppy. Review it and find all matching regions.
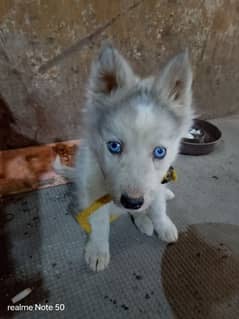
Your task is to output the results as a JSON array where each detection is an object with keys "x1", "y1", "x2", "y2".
[{"x1": 55, "y1": 43, "x2": 193, "y2": 271}]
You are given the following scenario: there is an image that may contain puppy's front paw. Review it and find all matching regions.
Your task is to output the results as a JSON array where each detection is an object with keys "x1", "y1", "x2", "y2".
[
  {"x1": 134, "y1": 214, "x2": 154, "y2": 236},
  {"x1": 85, "y1": 240, "x2": 110, "y2": 272},
  {"x1": 155, "y1": 217, "x2": 178, "y2": 243},
  {"x1": 165, "y1": 188, "x2": 175, "y2": 200}
]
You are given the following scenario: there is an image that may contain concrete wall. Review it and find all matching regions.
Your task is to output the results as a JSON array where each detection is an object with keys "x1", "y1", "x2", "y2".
[{"x1": 0, "y1": 0, "x2": 239, "y2": 149}]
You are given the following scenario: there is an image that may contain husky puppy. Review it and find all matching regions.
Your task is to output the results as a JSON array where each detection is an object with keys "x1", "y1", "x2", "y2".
[{"x1": 55, "y1": 43, "x2": 193, "y2": 271}]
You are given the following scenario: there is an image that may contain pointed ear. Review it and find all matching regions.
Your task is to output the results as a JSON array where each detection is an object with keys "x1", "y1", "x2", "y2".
[
  {"x1": 154, "y1": 51, "x2": 193, "y2": 111},
  {"x1": 88, "y1": 42, "x2": 137, "y2": 96}
]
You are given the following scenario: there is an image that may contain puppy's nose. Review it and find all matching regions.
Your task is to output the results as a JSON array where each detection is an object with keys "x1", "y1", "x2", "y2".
[{"x1": 120, "y1": 193, "x2": 144, "y2": 210}]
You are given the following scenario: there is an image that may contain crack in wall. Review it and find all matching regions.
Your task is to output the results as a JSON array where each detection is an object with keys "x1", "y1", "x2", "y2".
[{"x1": 38, "y1": 0, "x2": 143, "y2": 74}]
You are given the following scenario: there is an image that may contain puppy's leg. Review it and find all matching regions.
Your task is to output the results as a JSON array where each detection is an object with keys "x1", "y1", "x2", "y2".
[
  {"x1": 75, "y1": 145, "x2": 111, "y2": 271},
  {"x1": 85, "y1": 205, "x2": 110, "y2": 272},
  {"x1": 132, "y1": 213, "x2": 154, "y2": 236},
  {"x1": 148, "y1": 188, "x2": 178, "y2": 243}
]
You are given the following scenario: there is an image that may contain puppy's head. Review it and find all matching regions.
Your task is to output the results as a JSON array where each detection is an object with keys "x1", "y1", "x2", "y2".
[{"x1": 85, "y1": 43, "x2": 193, "y2": 212}]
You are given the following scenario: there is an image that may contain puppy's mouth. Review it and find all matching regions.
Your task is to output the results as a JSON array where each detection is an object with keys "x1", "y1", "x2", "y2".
[
  {"x1": 125, "y1": 204, "x2": 148, "y2": 213},
  {"x1": 112, "y1": 197, "x2": 149, "y2": 213}
]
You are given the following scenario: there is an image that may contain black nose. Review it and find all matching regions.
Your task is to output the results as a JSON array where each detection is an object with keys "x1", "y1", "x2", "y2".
[{"x1": 120, "y1": 193, "x2": 144, "y2": 209}]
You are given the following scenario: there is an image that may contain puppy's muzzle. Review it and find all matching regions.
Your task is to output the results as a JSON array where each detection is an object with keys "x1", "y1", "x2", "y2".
[{"x1": 120, "y1": 193, "x2": 144, "y2": 210}]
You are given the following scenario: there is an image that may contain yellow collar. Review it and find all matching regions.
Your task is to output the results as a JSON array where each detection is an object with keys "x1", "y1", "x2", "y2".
[{"x1": 76, "y1": 167, "x2": 177, "y2": 233}]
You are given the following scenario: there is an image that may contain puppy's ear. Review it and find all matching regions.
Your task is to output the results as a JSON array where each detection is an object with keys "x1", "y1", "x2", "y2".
[
  {"x1": 89, "y1": 42, "x2": 137, "y2": 96},
  {"x1": 154, "y1": 51, "x2": 193, "y2": 114}
]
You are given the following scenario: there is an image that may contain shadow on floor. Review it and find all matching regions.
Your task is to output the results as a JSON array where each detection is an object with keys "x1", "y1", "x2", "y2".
[
  {"x1": 0, "y1": 94, "x2": 38, "y2": 150},
  {"x1": 0, "y1": 192, "x2": 48, "y2": 318}
]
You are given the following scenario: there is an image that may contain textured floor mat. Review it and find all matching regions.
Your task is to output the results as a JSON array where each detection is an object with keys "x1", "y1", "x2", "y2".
[
  {"x1": 1, "y1": 185, "x2": 173, "y2": 319},
  {"x1": 1, "y1": 185, "x2": 239, "y2": 319}
]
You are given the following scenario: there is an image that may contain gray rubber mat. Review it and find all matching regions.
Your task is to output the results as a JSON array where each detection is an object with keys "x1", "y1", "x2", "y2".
[
  {"x1": 1, "y1": 116, "x2": 239, "y2": 319},
  {"x1": 1, "y1": 184, "x2": 174, "y2": 319}
]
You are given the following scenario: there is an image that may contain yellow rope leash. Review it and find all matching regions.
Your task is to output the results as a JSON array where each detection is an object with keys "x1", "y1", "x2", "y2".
[
  {"x1": 76, "y1": 167, "x2": 177, "y2": 233},
  {"x1": 75, "y1": 194, "x2": 115, "y2": 233}
]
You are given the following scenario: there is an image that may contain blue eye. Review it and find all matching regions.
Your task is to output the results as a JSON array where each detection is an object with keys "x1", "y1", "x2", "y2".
[
  {"x1": 153, "y1": 146, "x2": 167, "y2": 159},
  {"x1": 107, "y1": 141, "x2": 122, "y2": 154}
]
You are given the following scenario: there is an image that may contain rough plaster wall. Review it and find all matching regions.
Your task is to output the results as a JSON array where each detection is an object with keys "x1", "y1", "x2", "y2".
[{"x1": 0, "y1": 0, "x2": 239, "y2": 149}]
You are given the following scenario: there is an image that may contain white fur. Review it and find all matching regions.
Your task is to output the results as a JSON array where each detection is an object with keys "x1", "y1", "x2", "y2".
[
  {"x1": 53, "y1": 155, "x2": 75, "y2": 180},
  {"x1": 55, "y1": 43, "x2": 193, "y2": 271},
  {"x1": 133, "y1": 214, "x2": 154, "y2": 236}
]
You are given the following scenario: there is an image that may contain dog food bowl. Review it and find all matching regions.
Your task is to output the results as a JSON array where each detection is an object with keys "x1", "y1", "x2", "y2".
[{"x1": 180, "y1": 119, "x2": 222, "y2": 155}]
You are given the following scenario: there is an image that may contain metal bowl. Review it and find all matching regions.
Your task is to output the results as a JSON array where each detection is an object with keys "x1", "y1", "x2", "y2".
[{"x1": 180, "y1": 119, "x2": 222, "y2": 155}]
